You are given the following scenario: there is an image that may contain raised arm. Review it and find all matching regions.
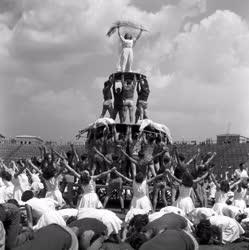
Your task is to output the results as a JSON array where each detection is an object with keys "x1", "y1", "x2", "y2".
[
  {"x1": 230, "y1": 178, "x2": 241, "y2": 190},
  {"x1": 27, "y1": 159, "x2": 42, "y2": 175},
  {"x1": 210, "y1": 173, "x2": 220, "y2": 189},
  {"x1": 186, "y1": 149, "x2": 200, "y2": 166},
  {"x1": 93, "y1": 167, "x2": 116, "y2": 180},
  {"x1": 193, "y1": 172, "x2": 209, "y2": 183},
  {"x1": 148, "y1": 149, "x2": 167, "y2": 165},
  {"x1": 14, "y1": 161, "x2": 25, "y2": 178},
  {"x1": 118, "y1": 26, "x2": 124, "y2": 41},
  {"x1": 147, "y1": 172, "x2": 166, "y2": 184},
  {"x1": 133, "y1": 28, "x2": 143, "y2": 46},
  {"x1": 165, "y1": 169, "x2": 182, "y2": 184},
  {"x1": 204, "y1": 152, "x2": 216, "y2": 166},
  {"x1": 119, "y1": 147, "x2": 138, "y2": 165},
  {"x1": 53, "y1": 150, "x2": 80, "y2": 178},
  {"x1": 61, "y1": 159, "x2": 81, "y2": 179},
  {"x1": 71, "y1": 144, "x2": 80, "y2": 163},
  {"x1": 93, "y1": 147, "x2": 112, "y2": 165},
  {"x1": 113, "y1": 169, "x2": 132, "y2": 183},
  {"x1": 113, "y1": 125, "x2": 119, "y2": 142}
]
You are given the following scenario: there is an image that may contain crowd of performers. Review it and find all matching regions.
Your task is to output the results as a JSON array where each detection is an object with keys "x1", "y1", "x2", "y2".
[
  {"x1": 1, "y1": 130, "x2": 249, "y2": 249},
  {"x1": 100, "y1": 74, "x2": 150, "y2": 124}
]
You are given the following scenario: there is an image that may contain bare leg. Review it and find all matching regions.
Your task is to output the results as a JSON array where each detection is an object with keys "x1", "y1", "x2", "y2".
[
  {"x1": 161, "y1": 188, "x2": 168, "y2": 207},
  {"x1": 131, "y1": 163, "x2": 136, "y2": 179},
  {"x1": 123, "y1": 106, "x2": 128, "y2": 123},
  {"x1": 135, "y1": 108, "x2": 140, "y2": 123},
  {"x1": 103, "y1": 195, "x2": 110, "y2": 208},
  {"x1": 112, "y1": 108, "x2": 118, "y2": 121},
  {"x1": 128, "y1": 105, "x2": 134, "y2": 123},
  {"x1": 100, "y1": 105, "x2": 108, "y2": 118},
  {"x1": 107, "y1": 104, "x2": 114, "y2": 118},
  {"x1": 118, "y1": 110, "x2": 124, "y2": 123},
  {"x1": 120, "y1": 196, "x2": 124, "y2": 211},
  {"x1": 153, "y1": 188, "x2": 159, "y2": 211},
  {"x1": 138, "y1": 104, "x2": 143, "y2": 120},
  {"x1": 143, "y1": 107, "x2": 148, "y2": 119}
]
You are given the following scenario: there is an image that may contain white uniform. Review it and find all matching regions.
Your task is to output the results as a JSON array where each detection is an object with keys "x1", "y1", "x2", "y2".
[
  {"x1": 173, "y1": 185, "x2": 195, "y2": 215},
  {"x1": 130, "y1": 180, "x2": 152, "y2": 212},
  {"x1": 212, "y1": 191, "x2": 228, "y2": 215},
  {"x1": 118, "y1": 37, "x2": 134, "y2": 72},
  {"x1": 210, "y1": 216, "x2": 245, "y2": 244}
]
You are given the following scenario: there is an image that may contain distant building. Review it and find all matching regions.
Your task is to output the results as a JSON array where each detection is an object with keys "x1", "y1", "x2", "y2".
[
  {"x1": 217, "y1": 134, "x2": 249, "y2": 145},
  {"x1": 14, "y1": 135, "x2": 43, "y2": 145},
  {"x1": 205, "y1": 138, "x2": 214, "y2": 144},
  {"x1": 0, "y1": 134, "x2": 5, "y2": 144}
]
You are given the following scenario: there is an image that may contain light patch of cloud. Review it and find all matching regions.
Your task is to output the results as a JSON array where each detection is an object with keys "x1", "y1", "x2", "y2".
[
  {"x1": 2, "y1": 0, "x2": 248, "y2": 142},
  {"x1": 145, "y1": 10, "x2": 249, "y2": 140}
]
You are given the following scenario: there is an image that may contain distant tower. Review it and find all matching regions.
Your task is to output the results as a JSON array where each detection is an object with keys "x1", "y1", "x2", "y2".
[{"x1": 225, "y1": 122, "x2": 232, "y2": 144}]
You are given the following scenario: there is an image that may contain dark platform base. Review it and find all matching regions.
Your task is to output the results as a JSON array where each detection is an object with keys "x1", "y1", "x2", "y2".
[{"x1": 110, "y1": 72, "x2": 146, "y2": 81}]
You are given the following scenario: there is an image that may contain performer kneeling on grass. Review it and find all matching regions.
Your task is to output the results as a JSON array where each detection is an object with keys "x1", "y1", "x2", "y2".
[{"x1": 93, "y1": 147, "x2": 125, "y2": 213}]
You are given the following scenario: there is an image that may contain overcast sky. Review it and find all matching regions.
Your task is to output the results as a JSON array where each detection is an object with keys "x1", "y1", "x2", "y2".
[{"x1": 1, "y1": 0, "x2": 249, "y2": 142}]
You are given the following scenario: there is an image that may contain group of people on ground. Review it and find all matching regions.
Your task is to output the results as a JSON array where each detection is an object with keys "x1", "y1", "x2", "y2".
[{"x1": 0, "y1": 132, "x2": 249, "y2": 249}]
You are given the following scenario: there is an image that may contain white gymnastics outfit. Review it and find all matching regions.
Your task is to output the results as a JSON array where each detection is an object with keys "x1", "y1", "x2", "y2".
[
  {"x1": 78, "y1": 179, "x2": 103, "y2": 209},
  {"x1": 130, "y1": 180, "x2": 152, "y2": 212},
  {"x1": 212, "y1": 190, "x2": 228, "y2": 215},
  {"x1": 45, "y1": 175, "x2": 65, "y2": 207},
  {"x1": 210, "y1": 215, "x2": 245, "y2": 244},
  {"x1": 118, "y1": 37, "x2": 134, "y2": 72},
  {"x1": 173, "y1": 185, "x2": 195, "y2": 215},
  {"x1": 233, "y1": 187, "x2": 247, "y2": 210}
]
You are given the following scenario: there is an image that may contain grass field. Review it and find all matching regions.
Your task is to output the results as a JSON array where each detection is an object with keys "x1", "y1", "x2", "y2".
[{"x1": 200, "y1": 242, "x2": 249, "y2": 250}]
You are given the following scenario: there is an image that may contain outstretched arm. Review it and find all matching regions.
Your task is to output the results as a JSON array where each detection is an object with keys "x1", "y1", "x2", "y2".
[
  {"x1": 193, "y1": 172, "x2": 209, "y2": 183},
  {"x1": 230, "y1": 179, "x2": 241, "y2": 190},
  {"x1": 53, "y1": 150, "x2": 81, "y2": 178},
  {"x1": 27, "y1": 159, "x2": 42, "y2": 175},
  {"x1": 147, "y1": 172, "x2": 166, "y2": 184},
  {"x1": 118, "y1": 26, "x2": 124, "y2": 41},
  {"x1": 113, "y1": 170, "x2": 132, "y2": 183},
  {"x1": 71, "y1": 144, "x2": 80, "y2": 163},
  {"x1": 14, "y1": 161, "x2": 25, "y2": 178},
  {"x1": 93, "y1": 147, "x2": 112, "y2": 165},
  {"x1": 210, "y1": 173, "x2": 220, "y2": 189},
  {"x1": 119, "y1": 147, "x2": 138, "y2": 165},
  {"x1": 186, "y1": 149, "x2": 200, "y2": 165},
  {"x1": 61, "y1": 159, "x2": 81, "y2": 179},
  {"x1": 133, "y1": 28, "x2": 143, "y2": 46},
  {"x1": 93, "y1": 167, "x2": 116, "y2": 180},
  {"x1": 204, "y1": 152, "x2": 217, "y2": 166},
  {"x1": 166, "y1": 169, "x2": 182, "y2": 184},
  {"x1": 148, "y1": 150, "x2": 167, "y2": 165}
]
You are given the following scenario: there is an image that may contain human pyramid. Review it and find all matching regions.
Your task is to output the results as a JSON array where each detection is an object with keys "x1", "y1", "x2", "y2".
[{"x1": 1, "y1": 21, "x2": 249, "y2": 250}]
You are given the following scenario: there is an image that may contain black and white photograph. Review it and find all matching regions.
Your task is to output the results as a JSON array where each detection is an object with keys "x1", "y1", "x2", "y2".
[{"x1": 1, "y1": 0, "x2": 249, "y2": 249}]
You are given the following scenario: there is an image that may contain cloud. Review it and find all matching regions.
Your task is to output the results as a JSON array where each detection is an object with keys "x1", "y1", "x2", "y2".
[
  {"x1": 145, "y1": 10, "x2": 249, "y2": 140},
  {"x1": 3, "y1": 0, "x2": 248, "y2": 142}
]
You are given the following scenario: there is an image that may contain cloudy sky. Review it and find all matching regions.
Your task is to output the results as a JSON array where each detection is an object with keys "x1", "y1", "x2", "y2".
[{"x1": 1, "y1": 0, "x2": 249, "y2": 142}]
